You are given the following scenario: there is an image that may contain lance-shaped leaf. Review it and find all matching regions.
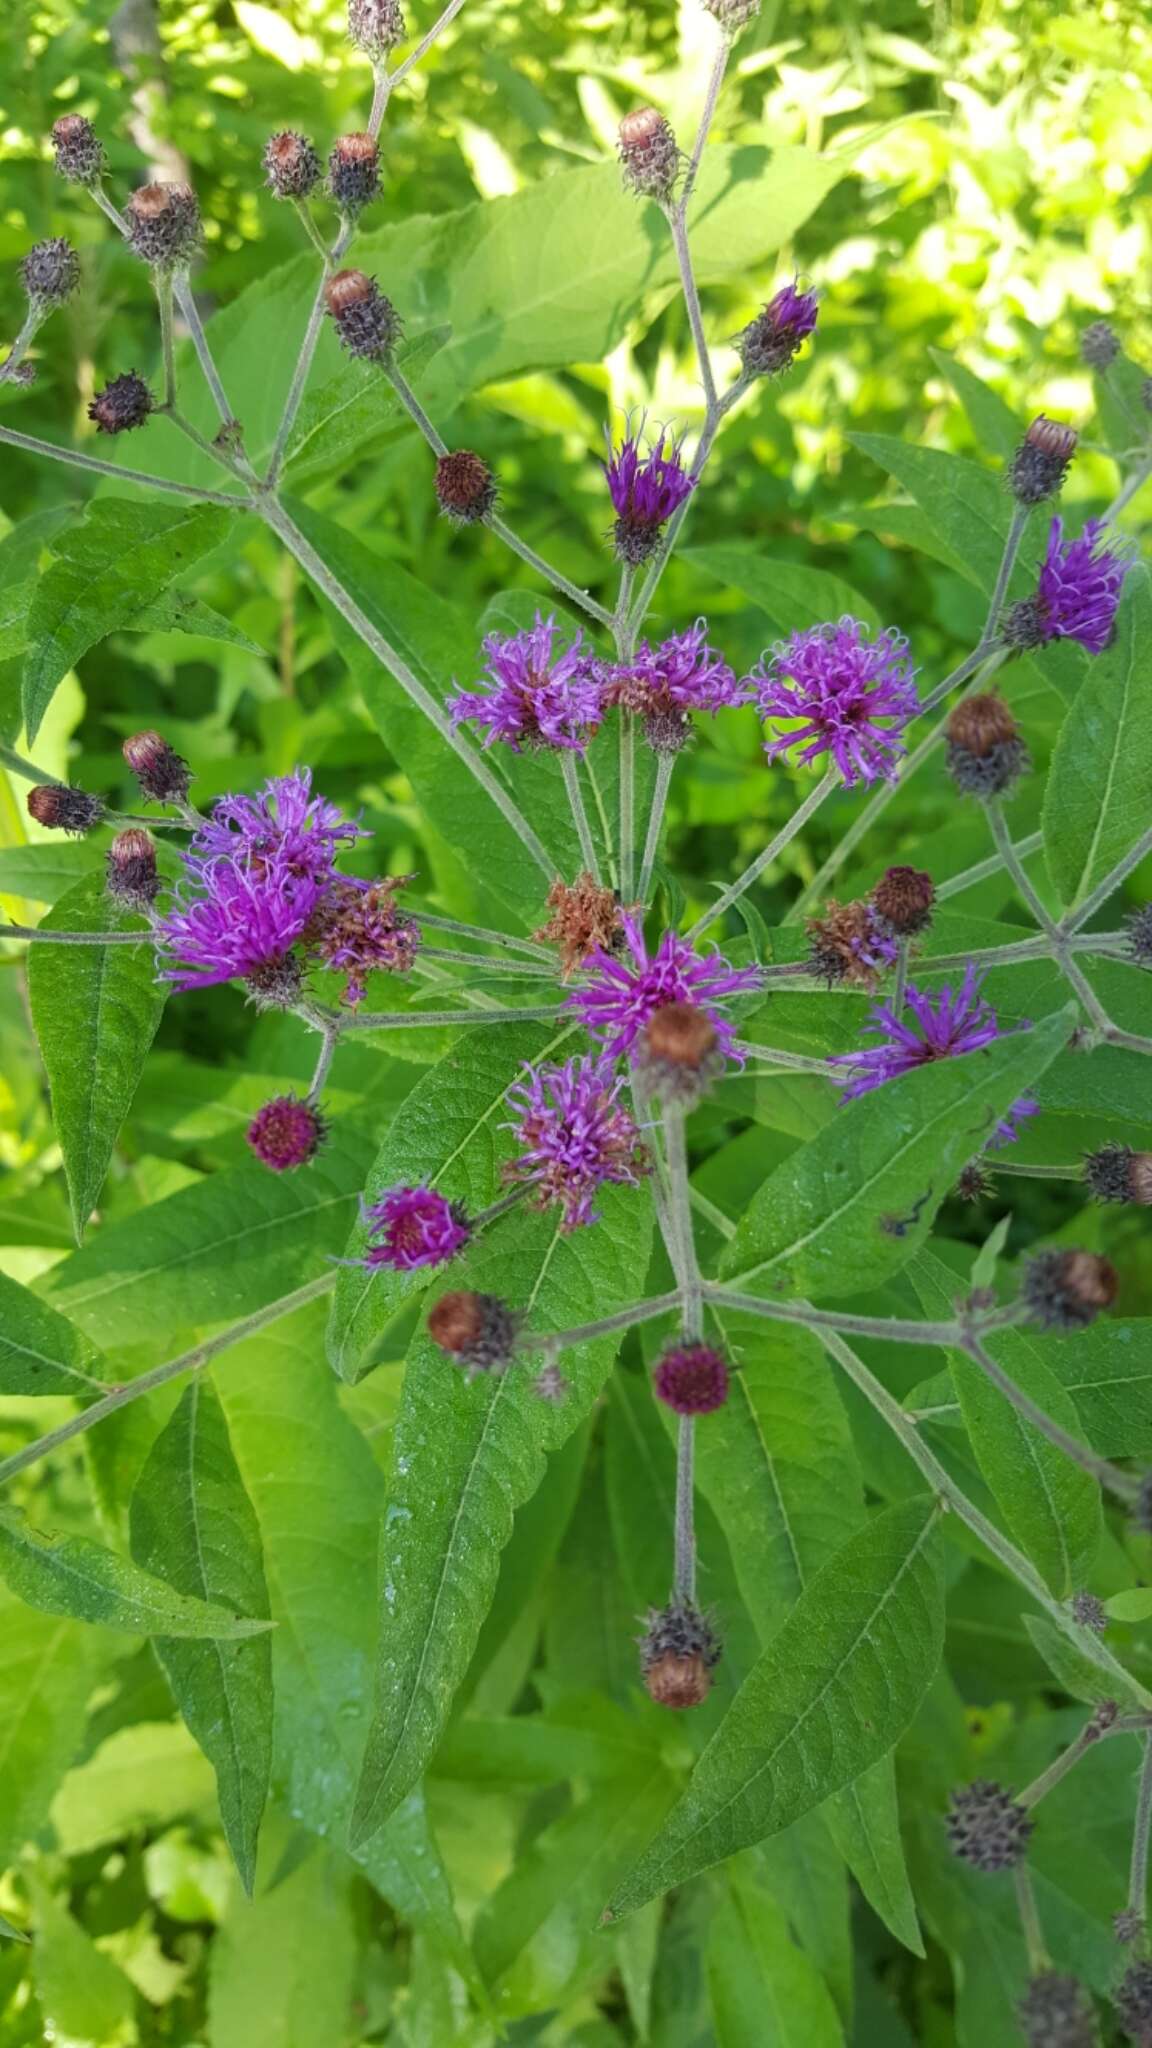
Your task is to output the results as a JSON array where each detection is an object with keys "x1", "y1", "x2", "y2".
[
  {"x1": 0, "y1": 1512, "x2": 274, "y2": 1640},
  {"x1": 722, "y1": 1008, "x2": 1071, "y2": 1302},
  {"x1": 130, "y1": 1380, "x2": 273, "y2": 1894},
  {"x1": 707, "y1": 1866, "x2": 844, "y2": 2048},
  {"x1": 0, "y1": 1591, "x2": 104, "y2": 1867},
  {"x1": 1043, "y1": 575, "x2": 1152, "y2": 909},
  {"x1": 603, "y1": 1496, "x2": 945, "y2": 1921},
  {"x1": 351, "y1": 1185, "x2": 654, "y2": 1846},
  {"x1": 0, "y1": 1272, "x2": 108, "y2": 1399},
  {"x1": 27, "y1": 875, "x2": 167, "y2": 1241}
]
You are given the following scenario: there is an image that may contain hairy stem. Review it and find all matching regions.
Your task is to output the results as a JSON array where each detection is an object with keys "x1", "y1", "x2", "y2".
[
  {"x1": 704, "y1": 1284, "x2": 986, "y2": 1347},
  {"x1": 1063, "y1": 819, "x2": 1152, "y2": 933},
  {"x1": 486, "y1": 513, "x2": 615, "y2": 630},
  {"x1": 516, "y1": 1289, "x2": 682, "y2": 1356},
  {"x1": 388, "y1": 0, "x2": 469, "y2": 90},
  {"x1": 340, "y1": 1003, "x2": 565, "y2": 1030},
  {"x1": 962, "y1": 1332, "x2": 1139, "y2": 1506},
  {"x1": 1014, "y1": 1865, "x2": 1050, "y2": 1975},
  {"x1": 171, "y1": 272, "x2": 238, "y2": 433},
  {"x1": 1, "y1": 924, "x2": 149, "y2": 947},
  {"x1": 618, "y1": 712, "x2": 637, "y2": 900},
  {"x1": 410, "y1": 907, "x2": 552, "y2": 960},
  {"x1": 1128, "y1": 1733, "x2": 1152, "y2": 1925},
  {"x1": 0, "y1": 305, "x2": 46, "y2": 385},
  {"x1": 0, "y1": 423, "x2": 251, "y2": 508},
  {"x1": 687, "y1": 767, "x2": 838, "y2": 943},
  {"x1": 639, "y1": 751, "x2": 676, "y2": 904},
  {"x1": 936, "y1": 832, "x2": 1044, "y2": 903},
  {"x1": 560, "y1": 752, "x2": 602, "y2": 884}
]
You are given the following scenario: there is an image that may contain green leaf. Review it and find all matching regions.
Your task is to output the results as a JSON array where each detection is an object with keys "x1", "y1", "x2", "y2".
[
  {"x1": 32, "y1": 1884, "x2": 135, "y2": 2045},
  {"x1": 0, "y1": 1270, "x2": 108, "y2": 1398},
  {"x1": 129, "y1": 587, "x2": 265, "y2": 652},
  {"x1": 1042, "y1": 572, "x2": 1152, "y2": 908},
  {"x1": 21, "y1": 498, "x2": 233, "y2": 739},
  {"x1": 327, "y1": 1018, "x2": 575, "y2": 1381},
  {"x1": 684, "y1": 544, "x2": 880, "y2": 636},
  {"x1": 27, "y1": 874, "x2": 167, "y2": 1239},
  {"x1": 1104, "y1": 1588, "x2": 1152, "y2": 1623},
  {"x1": 824, "y1": 1758, "x2": 925, "y2": 1957},
  {"x1": 708, "y1": 1865, "x2": 845, "y2": 2048},
  {"x1": 130, "y1": 1380, "x2": 273, "y2": 1894},
  {"x1": 351, "y1": 1186, "x2": 654, "y2": 1845},
  {"x1": 929, "y1": 350, "x2": 1021, "y2": 458},
  {"x1": 1023, "y1": 1614, "x2": 1144, "y2": 1710},
  {"x1": 51, "y1": 1720, "x2": 217, "y2": 1855},
  {"x1": 0, "y1": 1591, "x2": 102, "y2": 1866},
  {"x1": 0, "y1": 839, "x2": 98, "y2": 904},
  {"x1": 721, "y1": 1008, "x2": 1071, "y2": 1301},
  {"x1": 0, "y1": 1511, "x2": 274, "y2": 1639},
  {"x1": 284, "y1": 328, "x2": 449, "y2": 487},
  {"x1": 208, "y1": 1841, "x2": 357, "y2": 2048},
  {"x1": 39, "y1": 1124, "x2": 374, "y2": 1346},
  {"x1": 604, "y1": 1497, "x2": 944, "y2": 1920}
]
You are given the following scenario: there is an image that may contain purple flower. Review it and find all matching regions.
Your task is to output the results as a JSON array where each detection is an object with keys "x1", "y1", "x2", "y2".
[
  {"x1": 357, "y1": 1186, "x2": 471, "y2": 1271},
  {"x1": 751, "y1": 616, "x2": 920, "y2": 787},
  {"x1": 157, "y1": 850, "x2": 323, "y2": 991},
  {"x1": 828, "y1": 963, "x2": 1038, "y2": 1146},
  {"x1": 504, "y1": 1055, "x2": 649, "y2": 1230},
  {"x1": 190, "y1": 768, "x2": 366, "y2": 888},
  {"x1": 447, "y1": 614, "x2": 604, "y2": 754},
  {"x1": 604, "y1": 425, "x2": 695, "y2": 564},
  {"x1": 569, "y1": 913, "x2": 761, "y2": 1062},
  {"x1": 606, "y1": 621, "x2": 748, "y2": 751},
  {"x1": 1004, "y1": 517, "x2": 1132, "y2": 655},
  {"x1": 737, "y1": 280, "x2": 820, "y2": 377}
]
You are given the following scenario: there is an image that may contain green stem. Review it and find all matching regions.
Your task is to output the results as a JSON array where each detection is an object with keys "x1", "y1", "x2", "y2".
[
  {"x1": 516, "y1": 1289, "x2": 681, "y2": 1354},
  {"x1": 560, "y1": 751, "x2": 602, "y2": 883},
  {"x1": 0, "y1": 422, "x2": 251, "y2": 508},
  {"x1": 639, "y1": 750, "x2": 676, "y2": 905},
  {"x1": 1014, "y1": 1865, "x2": 1050, "y2": 1975},
  {"x1": 618, "y1": 711, "x2": 636, "y2": 901},
  {"x1": 687, "y1": 768, "x2": 838, "y2": 943},
  {"x1": 0, "y1": 305, "x2": 46, "y2": 385},
  {"x1": 936, "y1": 832, "x2": 1044, "y2": 903},
  {"x1": 704, "y1": 1284, "x2": 974, "y2": 1347},
  {"x1": 963, "y1": 1332, "x2": 1139, "y2": 1506},
  {"x1": 1128, "y1": 1733, "x2": 1152, "y2": 1924}
]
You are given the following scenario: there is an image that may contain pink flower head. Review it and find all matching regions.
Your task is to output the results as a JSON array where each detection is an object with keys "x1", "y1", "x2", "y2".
[
  {"x1": 357, "y1": 1186, "x2": 471, "y2": 1271},
  {"x1": 605, "y1": 621, "x2": 748, "y2": 751},
  {"x1": 190, "y1": 768, "x2": 366, "y2": 889},
  {"x1": 157, "y1": 848, "x2": 323, "y2": 992},
  {"x1": 1004, "y1": 517, "x2": 1133, "y2": 656},
  {"x1": 568, "y1": 913, "x2": 762, "y2": 1063},
  {"x1": 504, "y1": 1055, "x2": 649, "y2": 1229},
  {"x1": 447, "y1": 613, "x2": 604, "y2": 754},
  {"x1": 828, "y1": 963, "x2": 1038, "y2": 1147},
  {"x1": 604, "y1": 423, "x2": 695, "y2": 564},
  {"x1": 751, "y1": 616, "x2": 920, "y2": 786},
  {"x1": 653, "y1": 1341, "x2": 729, "y2": 1415},
  {"x1": 246, "y1": 1094, "x2": 327, "y2": 1171}
]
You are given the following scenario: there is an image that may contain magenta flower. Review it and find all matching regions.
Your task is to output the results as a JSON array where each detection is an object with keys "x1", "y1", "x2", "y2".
[
  {"x1": 447, "y1": 614, "x2": 604, "y2": 753},
  {"x1": 190, "y1": 768, "x2": 366, "y2": 887},
  {"x1": 653, "y1": 1341, "x2": 730, "y2": 1416},
  {"x1": 751, "y1": 617, "x2": 920, "y2": 786},
  {"x1": 606, "y1": 621, "x2": 748, "y2": 751},
  {"x1": 569, "y1": 913, "x2": 761, "y2": 1062},
  {"x1": 157, "y1": 851, "x2": 323, "y2": 992},
  {"x1": 737, "y1": 280, "x2": 820, "y2": 377},
  {"x1": 504, "y1": 1055, "x2": 649, "y2": 1230},
  {"x1": 828, "y1": 964, "x2": 1038, "y2": 1147},
  {"x1": 604, "y1": 425, "x2": 695, "y2": 564},
  {"x1": 356, "y1": 1186, "x2": 471, "y2": 1271},
  {"x1": 247, "y1": 1095, "x2": 327, "y2": 1171},
  {"x1": 1004, "y1": 517, "x2": 1132, "y2": 656}
]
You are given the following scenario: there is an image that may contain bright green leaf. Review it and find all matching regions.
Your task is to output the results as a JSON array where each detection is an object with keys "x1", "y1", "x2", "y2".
[
  {"x1": 708, "y1": 1865, "x2": 845, "y2": 2048},
  {"x1": 0, "y1": 1269, "x2": 108, "y2": 1398},
  {"x1": 0, "y1": 1511, "x2": 274, "y2": 1638}
]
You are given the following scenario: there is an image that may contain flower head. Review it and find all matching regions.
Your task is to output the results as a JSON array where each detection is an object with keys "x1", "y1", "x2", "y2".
[
  {"x1": 123, "y1": 730, "x2": 191, "y2": 805},
  {"x1": 653, "y1": 1341, "x2": 730, "y2": 1415},
  {"x1": 88, "y1": 372, "x2": 153, "y2": 436},
  {"x1": 535, "y1": 873, "x2": 626, "y2": 979},
  {"x1": 806, "y1": 899, "x2": 899, "y2": 991},
  {"x1": 1115, "y1": 1960, "x2": 1152, "y2": 2044},
  {"x1": 247, "y1": 1094, "x2": 327, "y2": 1172},
  {"x1": 639, "y1": 1600, "x2": 721, "y2": 1709},
  {"x1": 427, "y1": 1290, "x2": 520, "y2": 1376},
  {"x1": 604, "y1": 426, "x2": 695, "y2": 565},
  {"x1": 568, "y1": 913, "x2": 761, "y2": 1062},
  {"x1": 751, "y1": 616, "x2": 919, "y2": 786},
  {"x1": 305, "y1": 877, "x2": 419, "y2": 1006},
  {"x1": 263, "y1": 131, "x2": 321, "y2": 201},
  {"x1": 1022, "y1": 1249, "x2": 1118, "y2": 1331},
  {"x1": 945, "y1": 1780, "x2": 1033, "y2": 1872},
  {"x1": 736, "y1": 279, "x2": 819, "y2": 378},
  {"x1": 357, "y1": 1186, "x2": 471, "y2": 1271},
  {"x1": 504, "y1": 1055, "x2": 648, "y2": 1229},
  {"x1": 1084, "y1": 1143, "x2": 1152, "y2": 1206},
  {"x1": 617, "y1": 108, "x2": 680, "y2": 204},
  {"x1": 325, "y1": 269, "x2": 401, "y2": 361},
  {"x1": 448, "y1": 614, "x2": 603, "y2": 753},
  {"x1": 156, "y1": 850, "x2": 322, "y2": 992},
  {"x1": 1008, "y1": 416, "x2": 1077, "y2": 505},
  {"x1": 26, "y1": 784, "x2": 105, "y2": 836},
  {"x1": 605, "y1": 621, "x2": 747, "y2": 751},
  {"x1": 828, "y1": 964, "x2": 1038, "y2": 1147},
  {"x1": 190, "y1": 768, "x2": 365, "y2": 889},
  {"x1": 1017, "y1": 1972, "x2": 1098, "y2": 2048},
  {"x1": 1003, "y1": 517, "x2": 1132, "y2": 656},
  {"x1": 106, "y1": 829, "x2": 160, "y2": 913}
]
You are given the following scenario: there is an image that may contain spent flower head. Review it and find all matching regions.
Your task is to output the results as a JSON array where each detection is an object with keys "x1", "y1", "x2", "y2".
[
  {"x1": 504, "y1": 1055, "x2": 648, "y2": 1229},
  {"x1": 305, "y1": 877, "x2": 419, "y2": 1006},
  {"x1": 568, "y1": 913, "x2": 761, "y2": 1062},
  {"x1": 751, "y1": 616, "x2": 919, "y2": 786},
  {"x1": 448, "y1": 614, "x2": 603, "y2": 753}
]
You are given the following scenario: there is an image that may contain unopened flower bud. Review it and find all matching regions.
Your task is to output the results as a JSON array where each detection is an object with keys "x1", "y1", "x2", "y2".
[
  {"x1": 736, "y1": 280, "x2": 819, "y2": 378},
  {"x1": 87, "y1": 371, "x2": 153, "y2": 437},
  {"x1": 871, "y1": 865, "x2": 935, "y2": 938},
  {"x1": 653, "y1": 1339, "x2": 729, "y2": 1416},
  {"x1": 1115, "y1": 1961, "x2": 1152, "y2": 2044},
  {"x1": 703, "y1": 0, "x2": 761, "y2": 30},
  {"x1": 639, "y1": 1601, "x2": 721, "y2": 1710},
  {"x1": 945, "y1": 693, "x2": 1028, "y2": 799},
  {"x1": 328, "y1": 133, "x2": 380, "y2": 215},
  {"x1": 1080, "y1": 319, "x2": 1119, "y2": 371},
  {"x1": 51, "y1": 114, "x2": 105, "y2": 187},
  {"x1": 26, "y1": 784, "x2": 105, "y2": 836},
  {"x1": 125, "y1": 182, "x2": 202, "y2": 268},
  {"x1": 247, "y1": 1093, "x2": 327, "y2": 1171},
  {"x1": 21, "y1": 237, "x2": 80, "y2": 308},
  {"x1": 348, "y1": 0, "x2": 406, "y2": 56},
  {"x1": 324, "y1": 269, "x2": 400, "y2": 362},
  {"x1": 1083, "y1": 1142, "x2": 1152, "y2": 1206},
  {"x1": 263, "y1": 131, "x2": 321, "y2": 201},
  {"x1": 1022, "y1": 1249, "x2": 1118, "y2": 1331},
  {"x1": 946, "y1": 1780, "x2": 1032, "y2": 1872},
  {"x1": 618, "y1": 107, "x2": 680, "y2": 204},
  {"x1": 122, "y1": 730, "x2": 192, "y2": 805},
  {"x1": 434, "y1": 450, "x2": 497, "y2": 525},
  {"x1": 956, "y1": 1159, "x2": 993, "y2": 1203},
  {"x1": 427, "y1": 1290, "x2": 520, "y2": 1377},
  {"x1": 106, "y1": 828, "x2": 160, "y2": 912},
  {"x1": 1008, "y1": 416, "x2": 1077, "y2": 505},
  {"x1": 1070, "y1": 1590, "x2": 1107, "y2": 1633},
  {"x1": 1017, "y1": 1972, "x2": 1098, "y2": 2048}
]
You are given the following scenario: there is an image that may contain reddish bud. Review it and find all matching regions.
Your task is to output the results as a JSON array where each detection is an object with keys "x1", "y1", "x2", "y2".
[
  {"x1": 871, "y1": 865, "x2": 935, "y2": 937},
  {"x1": 618, "y1": 107, "x2": 680, "y2": 203},
  {"x1": 427, "y1": 1290, "x2": 520, "y2": 1376},
  {"x1": 246, "y1": 1094, "x2": 327, "y2": 1172},
  {"x1": 1008, "y1": 415, "x2": 1077, "y2": 505},
  {"x1": 122, "y1": 730, "x2": 192, "y2": 804},
  {"x1": 434, "y1": 450, "x2": 497, "y2": 525},
  {"x1": 328, "y1": 133, "x2": 380, "y2": 215},
  {"x1": 263, "y1": 130, "x2": 321, "y2": 201},
  {"x1": 51, "y1": 114, "x2": 105, "y2": 186},
  {"x1": 106, "y1": 828, "x2": 160, "y2": 912},
  {"x1": 324, "y1": 269, "x2": 400, "y2": 361},
  {"x1": 88, "y1": 371, "x2": 153, "y2": 436},
  {"x1": 125, "y1": 182, "x2": 202, "y2": 267},
  {"x1": 26, "y1": 784, "x2": 104, "y2": 835},
  {"x1": 348, "y1": 0, "x2": 406, "y2": 57},
  {"x1": 653, "y1": 1340, "x2": 729, "y2": 1416}
]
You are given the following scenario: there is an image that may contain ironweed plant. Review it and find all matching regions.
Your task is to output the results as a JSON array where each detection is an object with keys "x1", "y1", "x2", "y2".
[{"x1": 2, "y1": 0, "x2": 1152, "y2": 2039}]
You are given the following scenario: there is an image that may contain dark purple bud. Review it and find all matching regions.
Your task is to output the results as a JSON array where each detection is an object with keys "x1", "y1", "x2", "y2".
[
  {"x1": 434, "y1": 450, "x2": 498, "y2": 525},
  {"x1": 122, "y1": 729, "x2": 192, "y2": 805},
  {"x1": 604, "y1": 426, "x2": 694, "y2": 565},
  {"x1": 21, "y1": 237, "x2": 80, "y2": 308},
  {"x1": 736, "y1": 279, "x2": 820, "y2": 377},
  {"x1": 328, "y1": 133, "x2": 380, "y2": 215},
  {"x1": 945, "y1": 692, "x2": 1028, "y2": 799},
  {"x1": 263, "y1": 130, "x2": 321, "y2": 201},
  {"x1": 1008, "y1": 415, "x2": 1077, "y2": 505},
  {"x1": 348, "y1": 0, "x2": 406, "y2": 56},
  {"x1": 1022, "y1": 1249, "x2": 1118, "y2": 1331},
  {"x1": 1084, "y1": 1142, "x2": 1152, "y2": 1207},
  {"x1": 618, "y1": 107, "x2": 680, "y2": 204},
  {"x1": 106, "y1": 828, "x2": 160, "y2": 912},
  {"x1": 125, "y1": 182, "x2": 202, "y2": 268},
  {"x1": 26, "y1": 784, "x2": 104, "y2": 836},
  {"x1": 1017, "y1": 1972, "x2": 1098, "y2": 2048},
  {"x1": 639, "y1": 1601, "x2": 721, "y2": 1710},
  {"x1": 427, "y1": 1290, "x2": 520, "y2": 1377},
  {"x1": 87, "y1": 371, "x2": 153, "y2": 437},
  {"x1": 246, "y1": 1093, "x2": 327, "y2": 1172},
  {"x1": 945, "y1": 1780, "x2": 1033, "y2": 1872},
  {"x1": 1081, "y1": 319, "x2": 1119, "y2": 370},
  {"x1": 1126, "y1": 905, "x2": 1152, "y2": 969},
  {"x1": 1070, "y1": 1590, "x2": 1107, "y2": 1633},
  {"x1": 653, "y1": 1340, "x2": 730, "y2": 1416},
  {"x1": 703, "y1": 0, "x2": 761, "y2": 30},
  {"x1": 324, "y1": 269, "x2": 400, "y2": 361},
  {"x1": 1115, "y1": 1961, "x2": 1152, "y2": 2044},
  {"x1": 872, "y1": 865, "x2": 935, "y2": 938},
  {"x1": 956, "y1": 1159, "x2": 993, "y2": 1202},
  {"x1": 51, "y1": 113, "x2": 105, "y2": 187}
]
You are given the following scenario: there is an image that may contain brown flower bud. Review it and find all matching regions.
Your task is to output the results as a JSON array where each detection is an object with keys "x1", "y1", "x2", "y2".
[
  {"x1": 618, "y1": 107, "x2": 680, "y2": 203},
  {"x1": 125, "y1": 182, "x2": 202, "y2": 268},
  {"x1": 51, "y1": 114, "x2": 105, "y2": 186},
  {"x1": 21, "y1": 237, "x2": 80, "y2": 308},
  {"x1": 945, "y1": 694, "x2": 1028, "y2": 799},
  {"x1": 88, "y1": 371, "x2": 153, "y2": 436},
  {"x1": 434, "y1": 450, "x2": 498, "y2": 525},
  {"x1": 348, "y1": 0, "x2": 406, "y2": 57},
  {"x1": 324, "y1": 269, "x2": 400, "y2": 361},
  {"x1": 427, "y1": 1290, "x2": 519, "y2": 1376},
  {"x1": 328, "y1": 133, "x2": 380, "y2": 215},
  {"x1": 263, "y1": 131, "x2": 321, "y2": 201},
  {"x1": 1084, "y1": 1142, "x2": 1152, "y2": 1206},
  {"x1": 1023, "y1": 1248, "x2": 1119, "y2": 1331},
  {"x1": 26, "y1": 784, "x2": 105, "y2": 836},
  {"x1": 639, "y1": 1602, "x2": 721, "y2": 1710},
  {"x1": 1008, "y1": 415, "x2": 1077, "y2": 505},
  {"x1": 122, "y1": 730, "x2": 192, "y2": 805},
  {"x1": 871, "y1": 865, "x2": 935, "y2": 937},
  {"x1": 106, "y1": 828, "x2": 160, "y2": 912}
]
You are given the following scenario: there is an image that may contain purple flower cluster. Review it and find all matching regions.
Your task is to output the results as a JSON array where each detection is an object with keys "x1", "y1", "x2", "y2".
[
  {"x1": 1004, "y1": 516, "x2": 1132, "y2": 655},
  {"x1": 569, "y1": 913, "x2": 761, "y2": 1063},
  {"x1": 448, "y1": 614, "x2": 603, "y2": 754},
  {"x1": 189, "y1": 768, "x2": 366, "y2": 881},
  {"x1": 751, "y1": 617, "x2": 920, "y2": 786},
  {"x1": 605, "y1": 621, "x2": 749, "y2": 751},
  {"x1": 604, "y1": 426, "x2": 695, "y2": 564},
  {"x1": 829, "y1": 964, "x2": 1038, "y2": 1147},
  {"x1": 356, "y1": 1186, "x2": 471, "y2": 1271},
  {"x1": 505, "y1": 1055, "x2": 649, "y2": 1229}
]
